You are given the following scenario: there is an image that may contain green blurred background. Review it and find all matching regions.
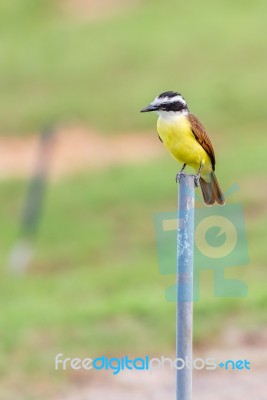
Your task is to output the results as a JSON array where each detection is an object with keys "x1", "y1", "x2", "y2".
[{"x1": 0, "y1": 0, "x2": 267, "y2": 398}]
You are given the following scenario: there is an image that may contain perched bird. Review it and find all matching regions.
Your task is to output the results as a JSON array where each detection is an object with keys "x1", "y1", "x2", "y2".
[{"x1": 141, "y1": 91, "x2": 225, "y2": 206}]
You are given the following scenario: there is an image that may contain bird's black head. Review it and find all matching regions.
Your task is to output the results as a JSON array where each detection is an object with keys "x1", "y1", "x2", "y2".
[{"x1": 140, "y1": 91, "x2": 188, "y2": 113}]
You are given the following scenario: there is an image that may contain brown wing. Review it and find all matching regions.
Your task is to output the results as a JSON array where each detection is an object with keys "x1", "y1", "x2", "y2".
[{"x1": 188, "y1": 113, "x2": 216, "y2": 170}]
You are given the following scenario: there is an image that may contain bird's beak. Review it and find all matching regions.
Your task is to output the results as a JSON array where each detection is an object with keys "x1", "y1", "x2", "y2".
[{"x1": 140, "y1": 103, "x2": 157, "y2": 113}]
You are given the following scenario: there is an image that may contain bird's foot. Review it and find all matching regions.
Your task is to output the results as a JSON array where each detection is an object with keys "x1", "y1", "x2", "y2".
[
  {"x1": 176, "y1": 171, "x2": 187, "y2": 183},
  {"x1": 194, "y1": 173, "x2": 201, "y2": 187},
  {"x1": 176, "y1": 164, "x2": 187, "y2": 183}
]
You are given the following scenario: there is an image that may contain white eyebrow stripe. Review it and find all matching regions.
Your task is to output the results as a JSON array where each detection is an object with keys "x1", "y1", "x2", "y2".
[{"x1": 152, "y1": 95, "x2": 186, "y2": 106}]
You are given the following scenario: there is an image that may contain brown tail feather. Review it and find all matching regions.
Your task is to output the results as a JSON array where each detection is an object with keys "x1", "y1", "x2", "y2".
[
  {"x1": 200, "y1": 172, "x2": 225, "y2": 206},
  {"x1": 211, "y1": 171, "x2": 225, "y2": 205},
  {"x1": 200, "y1": 177, "x2": 215, "y2": 206}
]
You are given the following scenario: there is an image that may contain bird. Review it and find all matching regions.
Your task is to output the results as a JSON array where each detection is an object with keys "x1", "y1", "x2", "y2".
[{"x1": 140, "y1": 91, "x2": 225, "y2": 206}]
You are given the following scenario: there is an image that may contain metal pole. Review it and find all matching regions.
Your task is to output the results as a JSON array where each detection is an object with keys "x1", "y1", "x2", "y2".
[{"x1": 176, "y1": 172, "x2": 195, "y2": 400}]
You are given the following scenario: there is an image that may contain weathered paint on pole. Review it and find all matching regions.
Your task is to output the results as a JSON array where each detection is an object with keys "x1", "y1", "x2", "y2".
[{"x1": 176, "y1": 172, "x2": 195, "y2": 400}]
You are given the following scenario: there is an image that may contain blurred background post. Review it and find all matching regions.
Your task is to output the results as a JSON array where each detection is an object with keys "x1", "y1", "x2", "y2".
[{"x1": 7, "y1": 126, "x2": 55, "y2": 274}]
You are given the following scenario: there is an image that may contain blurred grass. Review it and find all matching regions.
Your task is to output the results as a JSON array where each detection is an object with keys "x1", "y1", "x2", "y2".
[
  {"x1": 0, "y1": 137, "x2": 267, "y2": 390},
  {"x1": 0, "y1": 0, "x2": 267, "y2": 132}
]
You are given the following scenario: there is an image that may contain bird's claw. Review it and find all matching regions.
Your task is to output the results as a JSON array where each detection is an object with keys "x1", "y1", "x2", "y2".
[{"x1": 176, "y1": 171, "x2": 187, "y2": 183}]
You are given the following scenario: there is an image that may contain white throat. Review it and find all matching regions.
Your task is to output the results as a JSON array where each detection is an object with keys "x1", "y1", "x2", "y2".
[{"x1": 156, "y1": 109, "x2": 189, "y2": 122}]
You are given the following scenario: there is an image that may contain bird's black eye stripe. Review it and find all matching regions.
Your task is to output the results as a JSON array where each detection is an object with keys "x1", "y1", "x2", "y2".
[{"x1": 161, "y1": 101, "x2": 186, "y2": 112}]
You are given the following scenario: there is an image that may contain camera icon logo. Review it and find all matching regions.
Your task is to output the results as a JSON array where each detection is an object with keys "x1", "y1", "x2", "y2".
[
  {"x1": 154, "y1": 202, "x2": 249, "y2": 302},
  {"x1": 195, "y1": 215, "x2": 237, "y2": 259}
]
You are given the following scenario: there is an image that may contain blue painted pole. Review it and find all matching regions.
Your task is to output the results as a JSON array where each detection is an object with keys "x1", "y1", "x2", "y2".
[{"x1": 176, "y1": 172, "x2": 195, "y2": 400}]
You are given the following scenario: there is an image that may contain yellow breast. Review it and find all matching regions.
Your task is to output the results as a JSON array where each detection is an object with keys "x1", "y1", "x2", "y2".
[{"x1": 157, "y1": 114, "x2": 211, "y2": 173}]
